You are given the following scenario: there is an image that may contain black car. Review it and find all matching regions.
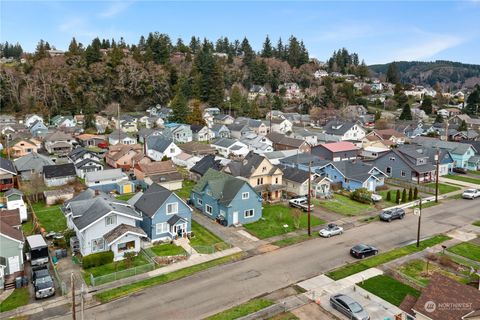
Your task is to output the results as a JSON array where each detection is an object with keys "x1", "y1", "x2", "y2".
[
  {"x1": 453, "y1": 167, "x2": 468, "y2": 174},
  {"x1": 350, "y1": 244, "x2": 378, "y2": 259},
  {"x1": 32, "y1": 266, "x2": 50, "y2": 283},
  {"x1": 330, "y1": 294, "x2": 370, "y2": 320},
  {"x1": 33, "y1": 267, "x2": 55, "y2": 299},
  {"x1": 379, "y1": 208, "x2": 405, "y2": 222}
]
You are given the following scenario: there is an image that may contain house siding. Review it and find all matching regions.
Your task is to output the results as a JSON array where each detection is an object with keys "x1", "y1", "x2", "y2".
[
  {"x1": 148, "y1": 194, "x2": 192, "y2": 241},
  {"x1": 0, "y1": 235, "x2": 23, "y2": 277}
]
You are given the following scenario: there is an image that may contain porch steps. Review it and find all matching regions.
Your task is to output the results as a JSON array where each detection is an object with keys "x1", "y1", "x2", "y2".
[{"x1": 174, "y1": 238, "x2": 198, "y2": 255}]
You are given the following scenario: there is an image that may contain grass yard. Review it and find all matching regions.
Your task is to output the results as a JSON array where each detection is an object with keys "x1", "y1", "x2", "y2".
[
  {"x1": 243, "y1": 204, "x2": 324, "y2": 239},
  {"x1": 398, "y1": 259, "x2": 469, "y2": 286},
  {"x1": 424, "y1": 183, "x2": 461, "y2": 195},
  {"x1": 272, "y1": 234, "x2": 312, "y2": 248},
  {"x1": 473, "y1": 220, "x2": 480, "y2": 227},
  {"x1": 83, "y1": 254, "x2": 149, "y2": 285},
  {"x1": 445, "y1": 174, "x2": 480, "y2": 185},
  {"x1": 326, "y1": 235, "x2": 451, "y2": 280},
  {"x1": 115, "y1": 193, "x2": 136, "y2": 201},
  {"x1": 150, "y1": 243, "x2": 186, "y2": 256},
  {"x1": 31, "y1": 202, "x2": 67, "y2": 232},
  {"x1": 469, "y1": 170, "x2": 480, "y2": 176},
  {"x1": 190, "y1": 220, "x2": 228, "y2": 254},
  {"x1": 95, "y1": 253, "x2": 244, "y2": 303},
  {"x1": 377, "y1": 189, "x2": 402, "y2": 204},
  {"x1": 447, "y1": 242, "x2": 480, "y2": 262},
  {"x1": 175, "y1": 180, "x2": 196, "y2": 200},
  {"x1": 358, "y1": 275, "x2": 420, "y2": 306},
  {"x1": 0, "y1": 288, "x2": 30, "y2": 312},
  {"x1": 314, "y1": 194, "x2": 373, "y2": 216},
  {"x1": 206, "y1": 299, "x2": 274, "y2": 320}
]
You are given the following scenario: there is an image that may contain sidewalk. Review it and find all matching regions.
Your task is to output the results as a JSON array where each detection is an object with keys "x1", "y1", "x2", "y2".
[
  {"x1": 439, "y1": 176, "x2": 479, "y2": 188},
  {"x1": 0, "y1": 289, "x2": 13, "y2": 304}
]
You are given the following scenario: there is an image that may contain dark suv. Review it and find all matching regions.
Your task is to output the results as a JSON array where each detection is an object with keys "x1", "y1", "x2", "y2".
[
  {"x1": 33, "y1": 267, "x2": 55, "y2": 299},
  {"x1": 379, "y1": 208, "x2": 405, "y2": 222}
]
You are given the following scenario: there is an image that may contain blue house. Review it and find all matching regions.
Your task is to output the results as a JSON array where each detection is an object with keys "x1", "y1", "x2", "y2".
[
  {"x1": 29, "y1": 120, "x2": 48, "y2": 137},
  {"x1": 133, "y1": 183, "x2": 192, "y2": 242},
  {"x1": 190, "y1": 169, "x2": 262, "y2": 226}
]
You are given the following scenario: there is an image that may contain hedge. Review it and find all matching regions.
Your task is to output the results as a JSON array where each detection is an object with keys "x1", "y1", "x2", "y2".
[{"x1": 82, "y1": 251, "x2": 114, "y2": 269}]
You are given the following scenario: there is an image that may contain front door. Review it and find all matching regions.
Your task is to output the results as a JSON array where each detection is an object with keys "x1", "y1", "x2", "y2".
[
  {"x1": 8, "y1": 256, "x2": 20, "y2": 274},
  {"x1": 233, "y1": 211, "x2": 239, "y2": 225},
  {"x1": 367, "y1": 180, "x2": 374, "y2": 191}
]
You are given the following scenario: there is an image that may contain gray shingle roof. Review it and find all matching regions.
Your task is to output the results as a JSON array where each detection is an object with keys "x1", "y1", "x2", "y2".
[
  {"x1": 0, "y1": 157, "x2": 17, "y2": 175},
  {"x1": 412, "y1": 136, "x2": 476, "y2": 155},
  {"x1": 43, "y1": 163, "x2": 76, "y2": 179},
  {"x1": 14, "y1": 153, "x2": 54, "y2": 173},
  {"x1": 133, "y1": 183, "x2": 172, "y2": 218},
  {"x1": 192, "y1": 169, "x2": 248, "y2": 205},
  {"x1": 103, "y1": 224, "x2": 146, "y2": 245},
  {"x1": 147, "y1": 135, "x2": 173, "y2": 153},
  {"x1": 226, "y1": 152, "x2": 277, "y2": 178},
  {"x1": 324, "y1": 120, "x2": 357, "y2": 135},
  {"x1": 190, "y1": 155, "x2": 223, "y2": 176},
  {"x1": 281, "y1": 166, "x2": 310, "y2": 183},
  {"x1": 212, "y1": 138, "x2": 237, "y2": 148}
]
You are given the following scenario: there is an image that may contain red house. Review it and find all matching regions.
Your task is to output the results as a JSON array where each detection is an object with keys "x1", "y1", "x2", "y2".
[{"x1": 0, "y1": 158, "x2": 17, "y2": 191}]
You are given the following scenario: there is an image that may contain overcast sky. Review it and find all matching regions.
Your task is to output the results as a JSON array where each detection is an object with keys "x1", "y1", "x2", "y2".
[{"x1": 2, "y1": 0, "x2": 480, "y2": 64}]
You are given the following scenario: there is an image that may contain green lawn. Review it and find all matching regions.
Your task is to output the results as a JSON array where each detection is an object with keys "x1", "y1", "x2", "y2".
[
  {"x1": 315, "y1": 194, "x2": 373, "y2": 216},
  {"x1": 95, "y1": 253, "x2": 244, "y2": 303},
  {"x1": 447, "y1": 242, "x2": 480, "y2": 262},
  {"x1": 468, "y1": 170, "x2": 480, "y2": 176},
  {"x1": 445, "y1": 174, "x2": 480, "y2": 185},
  {"x1": 243, "y1": 204, "x2": 324, "y2": 239},
  {"x1": 473, "y1": 220, "x2": 480, "y2": 227},
  {"x1": 358, "y1": 275, "x2": 420, "y2": 306},
  {"x1": 424, "y1": 183, "x2": 460, "y2": 195},
  {"x1": 326, "y1": 235, "x2": 451, "y2": 280},
  {"x1": 175, "y1": 180, "x2": 196, "y2": 200},
  {"x1": 150, "y1": 243, "x2": 186, "y2": 256},
  {"x1": 31, "y1": 202, "x2": 67, "y2": 232},
  {"x1": 272, "y1": 234, "x2": 312, "y2": 248},
  {"x1": 0, "y1": 288, "x2": 30, "y2": 312},
  {"x1": 377, "y1": 189, "x2": 400, "y2": 204},
  {"x1": 206, "y1": 299, "x2": 274, "y2": 320},
  {"x1": 83, "y1": 254, "x2": 149, "y2": 285},
  {"x1": 190, "y1": 220, "x2": 228, "y2": 254},
  {"x1": 398, "y1": 259, "x2": 469, "y2": 286},
  {"x1": 115, "y1": 193, "x2": 135, "y2": 201}
]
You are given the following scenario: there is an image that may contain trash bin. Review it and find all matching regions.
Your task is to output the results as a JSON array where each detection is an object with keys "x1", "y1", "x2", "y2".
[
  {"x1": 62, "y1": 249, "x2": 68, "y2": 257},
  {"x1": 15, "y1": 277, "x2": 22, "y2": 288},
  {"x1": 56, "y1": 249, "x2": 63, "y2": 259},
  {"x1": 22, "y1": 276, "x2": 28, "y2": 286}
]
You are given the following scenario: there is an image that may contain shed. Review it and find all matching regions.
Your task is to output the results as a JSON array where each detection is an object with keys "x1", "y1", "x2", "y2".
[{"x1": 116, "y1": 180, "x2": 135, "y2": 194}]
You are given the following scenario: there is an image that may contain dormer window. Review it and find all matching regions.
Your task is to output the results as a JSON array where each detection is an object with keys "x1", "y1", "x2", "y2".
[{"x1": 105, "y1": 215, "x2": 116, "y2": 226}]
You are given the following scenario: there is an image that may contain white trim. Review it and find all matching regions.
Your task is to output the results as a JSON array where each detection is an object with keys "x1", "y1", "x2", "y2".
[
  {"x1": 242, "y1": 192, "x2": 249, "y2": 199},
  {"x1": 79, "y1": 210, "x2": 142, "y2": 232},
  {"x1": 107, "y1": 231, "x2": 146, "y2": 246},
  {"x1": 0, "y1": 233, "x2": 24, "y2": 244},
  {"x1": 205, "y1": 204, "x2": 213, "y2": 215},
  {"x1": 166, "y1": 202, "x2": 179, "y2": 215},
  {"x1": 244, "y1": 209, "x2": 255, "y2": 218}
]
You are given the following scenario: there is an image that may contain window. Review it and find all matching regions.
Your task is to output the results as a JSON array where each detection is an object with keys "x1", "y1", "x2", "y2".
[
  {"x1": 386, "y1": 167, "x2": 392, "y2": 174},
  {"x1": 170, "y1": 148, "x2": 175, "y2": 154},
  {"x1": 156, "y1": 222, "x2": 168, "y2": 234},
  {"x1": 244, "y1": 209, "x2": 255, "y2": 218},
  {"x1": 401, "y1": 170, "x2": 406, "y2": 177},
  {"x1": 257, "y1": 177, "x2": 264, "y2": 185},
  {"x1": 262, "y1": 166, "x2": 267, "y2": 173},
  {"x1": 275, "y1": 177, "x2": 279, "y2": 184},
  {"x1": 105, "y1": 215, "x2": 116, "y2": 226},
  {"x1": 118, "y1": 241, "x2": 135, "y2": 252},
  {"x1": 205, "y1": 204, "x2": 213, "y2": 215},
  {"x1": 166, "y1": 203, "x2": 178, "y2": 215},
  {"x1": 91, "y1": 238, "x2": 104, "y2": 252},
  {"x1": 206, "y1": 189, "x2": 212, "y2": 196},
  {"x1": 197, "y1": 198, "x2": 203, "y2": 205},
  {"x1": 389, "y1": 157, "x2": 395, "y2": 161},
  {"x1": 242, "y1": 192, "x2": 249, "y2": 199}
]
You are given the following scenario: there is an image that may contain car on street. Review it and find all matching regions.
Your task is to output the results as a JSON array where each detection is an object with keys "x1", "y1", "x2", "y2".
[
  {"x1": 350, "y1": 244, "x2": 378, "y2": 259},
  {"x1": 379, "y1": 208, "x2": 405, "y2": 222},
  {"x1": 319, "y1": 223, "x2": 344, "y2": 238},
  {"x1": 330, "y1": 294, "x2": 370, "y2": 320},
  {"x1": 462, "y1": 189, "x2": 480, "y2": 199},
  {"x1": 33, "y1": 268, "x2": 55, "y2": 299}
]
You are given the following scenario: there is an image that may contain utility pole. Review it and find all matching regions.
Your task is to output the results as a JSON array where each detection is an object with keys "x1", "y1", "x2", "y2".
[
  {"x1": 307, "y1": 161, "x2": 312, "y2": 237},
  {"x1": 81, "y1": 284, "x2": 84, "y2": 320},
  {"x1": 435, "y1": 149, "x2": 440, "y2": 203},
  {"x1": 416, "y1": 198, "x2": 422, "y2": 248},
  {"x1": 71, "y1": 272, "x2": 76, "y2": 320},
  {"x1": 269, "y1": 101, "x2": 273, "y2": 134}
]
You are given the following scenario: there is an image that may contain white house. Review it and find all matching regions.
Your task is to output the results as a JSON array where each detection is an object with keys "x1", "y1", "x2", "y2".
[
  {"x1": 191, "y1": 125, "x2": 214, "y2": 142},
  {"x1": 269, "y1": 119, "x2": 293, "y2": 134},
  {"x1": 85, "y1": 169, "x2": 128, "y2": 190},
  {"x1": 63, "y1": 190, "x2": 146, "y2": 260},
  {"x1": 314, "y1": 70, "x2": 329, "y2": 79},
  {"x1": 324, "y1": 120, "x2": 366, "y2": 141},
  {"x1": 172, "y1": 152, "x2": 202, "y2": 169},
  {"x1": 24, "y1": 114, "x2": 43, "y2": 128},
  {"x1": 108, "y1": 131, "x2": 137, "y2": 145},
  {"x1": 43, "y1": 163, "x2": 77, "y2": 187},
  {"x1": 4, "y1": 188, "x2": 27, "y2": 221},
  {"x1": 240, "y1": 133, "x2": 274, "y2": 154},
  {"x1": 146, "y1": 136, "x2": 182, "y2": 161},
  {"x1": 211, "y1": 138, "x2": 249, "y2": 159}
]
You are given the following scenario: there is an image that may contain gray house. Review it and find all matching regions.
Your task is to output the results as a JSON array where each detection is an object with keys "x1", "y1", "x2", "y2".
[
  {"x1": 0, "y1": 210, "x2": 24, "y2": 288},
  {"x1": 14, "y1": 152, "x2": 54, "y2": 180},
  {"x1": 133, "y1": 183, "x2": 192, "y2": 242},
  {"x1": 43, "y1": 163, "x2": 77, "y2": 187},
  {"x1": 163, "y1": 124, "x2": 193, "y2": 143}
]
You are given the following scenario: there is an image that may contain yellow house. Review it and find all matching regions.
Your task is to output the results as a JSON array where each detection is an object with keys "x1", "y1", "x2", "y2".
[
  {"x1": 10, "y1": 139, "x2": 41, "y2": 157},
  {"x1": 224, "y1": 152, "x2": 284, "y2": 202}
]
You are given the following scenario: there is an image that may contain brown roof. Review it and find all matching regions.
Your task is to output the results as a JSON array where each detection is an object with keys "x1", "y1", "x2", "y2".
[
  {"x1": 103, "y1": 224, "x2": 146, "y2": 245},
  {"x1": 411, "y1": 273, "x2": 480, "y2": 320},
  {"x1": 0, "y1": 220, "x2": 23, "y2": 242},
  {"x1": 0, "y1": 209, "x2": 21, "y2": 227},
  {"x1": 266, "y1": 132, "x2": 306, "y2": 148},
  {"x1": 150, "y1": 171, "x2": 183, "y2": 183},
  {"x1": 107, "y1": 144, "x2": 143, "y2": 161},
  {"x1": 76, "y1": 133, "x2": 105, "y2": 141},
  {"x1": 137, "y1": 160, "x2": 177, "y2": 175},
  {"x1": 373, "y1": 129, "x2": 406, "y2": 140},
  {"x1": 179, "y1": 142, "x2": 216, "y2": 155}
]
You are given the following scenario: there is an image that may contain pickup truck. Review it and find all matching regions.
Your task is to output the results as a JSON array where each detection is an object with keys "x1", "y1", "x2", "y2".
[{"x1": 288, "y1": 197, "x2": 314, "y2": 212}]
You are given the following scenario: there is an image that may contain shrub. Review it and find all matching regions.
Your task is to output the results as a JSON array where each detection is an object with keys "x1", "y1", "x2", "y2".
[
  {"x1": 408, "y1": 188, "x2": 413, "y2": 201},
  {"x1": 414, "y1": 187, "x2": 418, "y2": 200},
  {"x1": 82, "y1": 251, "x2": 114, "y2": 269},
  {"x1": 402, "y1": 189, "x2": 407, "y2": 203},
  {"x1": 396, "y1": 190, "x2": 401, "y2": 204},
  {"x1": 350, "y1": 188, "x2": 372, "y2": 204},
  {"x1": 386, "y1": 191, "x2": 391, "y2": 202}
]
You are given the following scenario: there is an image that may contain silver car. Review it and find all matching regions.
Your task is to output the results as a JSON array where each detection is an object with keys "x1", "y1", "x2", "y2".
[
  {"x1": 319, "y1": 223, "x2": 344, "y2": 238},
  {"x1": 330, "y1": 294, "x2": 369, "y2": 320}
]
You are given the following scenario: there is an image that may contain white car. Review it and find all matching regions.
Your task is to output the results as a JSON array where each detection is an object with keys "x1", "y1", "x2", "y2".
[
  {"x1": 371, "y1": 194, "x2": 382, "y2": 202},
  {"x1": 462, "y1": 189, "x2": 480, "y2": 199},
  {"x1": 319, "y1": 223, "x2": 344, "y2": 238}
]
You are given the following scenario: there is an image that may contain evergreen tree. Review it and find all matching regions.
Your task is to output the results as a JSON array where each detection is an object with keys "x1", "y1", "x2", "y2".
[
  {"x1": 357, "y1": 60, "x2": 370, "y2": 78},
  {"x1": 458, "y1": 119, "x2": 468, "y2": 131},
  {"x1": 208, "y1": 61, "x2": 225, "y2": 108},
  {"x1": 413, "y1": 187, "x2": 418, "y2": 200},
  {"x1": 240, "y1": 37, "x2": 254, "y2": 66},
  {"x1": 420, "y1": 96, "x2": 433, "y2": 115},
  {"x1": 396, "y1": 189, "x2": 401, "y2": 204},
  {"x1": 189, "y1": 36, "x2": 200, "y2": 54},
  {"x1": 250, "y1": 60, "x2": 269, "y2": 85},
  {"x1": 386, "y1": 62, "x2": 400, "y2": 84},
  {"x1": 386, "y1": 191, "x2": 391, "y2": 202},
  {"x1": 375, "y1": 110, "x2": 382, "y2": 121},
  {"x1": 85, "y1": 37, "x2": 102, "y2": 65},
  {"x1": 435, "y1": 113, "x2": 444, "y2": 123},
  {"x1": 465, "y1": 84, "x2": 480, "y2": 116},
  {"x1": 186, "y1": 100, "x2": 206, "y2": 125},
  {"x1": 402, "y1": 189, "x2": 407, "y2": 203},
  {"x1": 67, "y1": 37, "x2": 81, "y2": 56},
  {"x1": 261, "y1": 35, "x2": 273, "y2": 58},
  {"x1": 408, "y1": 188, "x2": 413, "y2": 201},
  {"x1": 34, "y1": 39, "x2": 48, "y2": 60},
  {"x1": 399, "y1": 103, "x2": 413, "y2": 120},
  {"x1": 169, "y1": 90, "x2": 189, "y2": 123},
  {"x1": 275, "y1": 38, "x2": 284, "y2": 60},
  {"x1": 248, "y1": 99, "x2": 261, "y2": 118},
  {"x1": 230, "y1": 85, "x2": 243, "y2": 115}
]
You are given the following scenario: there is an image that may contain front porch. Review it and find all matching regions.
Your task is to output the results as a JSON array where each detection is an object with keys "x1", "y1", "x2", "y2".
[
  {"x1": 255, "y1": 184, "x2": 286, "y2": 203},
  {"x1": 166, "y1": 215, "x2": 192, "y2": 240},
  {"x1": 412, "y1": 170, "x2": 436, "y2": 184}
]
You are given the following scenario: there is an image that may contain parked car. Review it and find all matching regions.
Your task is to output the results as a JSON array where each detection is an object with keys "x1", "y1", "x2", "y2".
[
  {"x1": 371, "y1": 193, "x2": 382, "y2": 202},
  {"x1": 379, "y1": 208, "x2": 405, "y2": 222},
  {"x1": 330, "y1": 294, "x2": 370, "y2": 320},
  {"x1": 462, "y1": 189, "x2": 480, "y2": 199},
  {"x1": 33, "y1": 268, "x2": 55, "y2": 299},
  {"x1": 350, "y1": 244, "x2": 378, "y2": 259},
  {"x1": 453, "y1": 167, "x2": 468, "y2": 174},
  {"x1": 288, "y1": 197, "x2": 314, "y2": 212},
  {"x1": 31, "y1": 266, "x2": 49, "y2": 283},
  {"x1": 98, "y1": 141, "x2": 108, "y2": 149},
  {"x1": 319, "y1": 223, "x2": 344, "y2": 238}
]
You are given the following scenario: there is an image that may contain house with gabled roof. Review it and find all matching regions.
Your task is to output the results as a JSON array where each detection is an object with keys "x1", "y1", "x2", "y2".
[
  {"x1": 4, "y1": 188, "x2": 27, "y2": 221},
  {"x1": 24, "y1": 114, "x2": 44, "y2": 128},
  {"x1": 108, "y1": 130, "x2": 137, "y2": 145},
  {"x1": 266, "y1": 132, "x2": 311, "y2": 153},
  {"x1": 248, "y1": 85, "x2": 267, "y2": 100},
  {"x1": 190, "y1": 169, "x2": 262, "y2": 226},
  {"x1": 146, "y1": 135, "x2": 182, "y2": 161},
  {"x1": 44, "y1": 131, "x2": 75, "y2": 155},
  {"x1": 76, "y1": 134, "x2": 106, "y2": 147},
  {"x1": 213, "y1": 114, "x2": 235, "y2": 125},
  {"x1": 9, "y1": 138, "x2": 42, "y2": 158},
  {"x1": 311, "y1": 141, "x2": 358, "y2": 162},
  {"x1": 189, "y1": 154, "x2": 223, "y2": 181},
  {"x1": 29, "y1": 120, "x2": 48, "y2": 137},
  {"x1": 43, "y1": 163, "x2": 76, "y2": 187},
  {"x1": 190, "y1": 124, "x2": 213, "y2": 142},
  {"x1": 369, "y1": 129, "x2": 407, "y2": 145},
  {"x1": 211, "y1": 138, "x2": 249, "y2": 159},
  {"x1": 240, "y1": 133, "x2": 274, "y2": 154},
  {"x1": 134, "y1": 160, "x2": 183, "y2": 190},
  {"x1": 0, "y1": 158, "x2": 17, "y2": 191},
  {"x1": 235, "y1": 118, "x2": 269, "y2": 135},
  {"x1": 0, "y1": 210, "x2": 24, "y2": 288},
  {"x1": 133, "y1": 184, "x2": 192, "y2": 242},
  {"x1": 51, "y1": 115, "x2": 76, "y2": 128},
  {"x1": 178, "y1": 142, "x2": 216, "y2": 156},
  {"x1": 227, "y1": 123, "x2": 254, "y2": 139},
  {"x1": 14, "y1": 152, "x2": 54, "y2": 180},
  {"x1": 210, "y1": 124, "x2": 230, "y2": 139},
  {"x1": 163, "y1": 123, "x2": 193, "y2": 143},
  {"x1": 62, "y1": 190, "x2": 145, "y2": 260},
  {"x1": 223, "y1": 152, "x2": 284, "y2": 202},
  {"x1": 323, "y1": 119, "x2": 366, "y2": 141},
  {"x1": 281, "y1": 166, "x2": 331, "y2": 198},
  {"x1": 105, "y1": 144, "x2": 147, "y2": 171}
]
